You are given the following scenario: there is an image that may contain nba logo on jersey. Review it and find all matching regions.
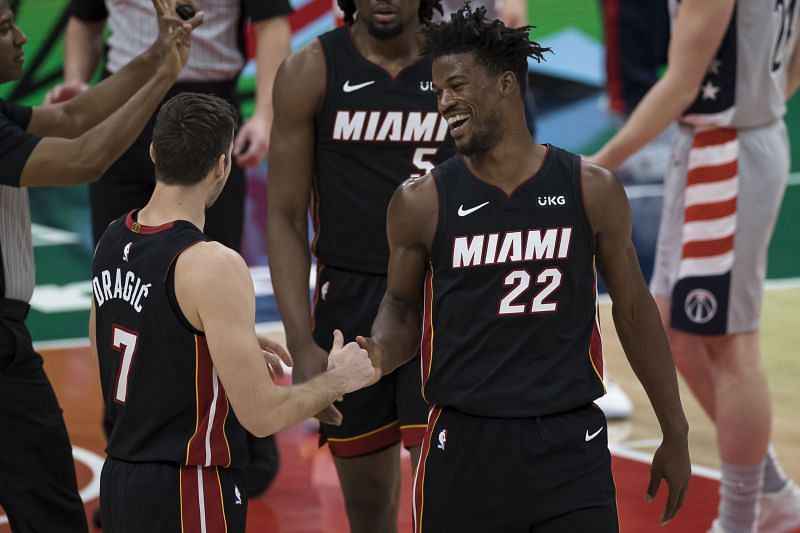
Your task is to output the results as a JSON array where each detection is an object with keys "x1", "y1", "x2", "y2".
[
  {"x1": 234, "y1": 484, "x2": 242, "y2": 505},
  {"x1": 437, "y1": 429, "x2": 447, "y2": 450},
  {"x1": 123, "y1": 242, "x2": 132, "y2": 262},
  {"x1": 321, "y1": 281, "x2": 331, "y2": 302}
]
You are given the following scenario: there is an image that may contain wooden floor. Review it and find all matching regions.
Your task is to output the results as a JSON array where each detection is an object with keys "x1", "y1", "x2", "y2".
[
  {"x1": 602, "y1": 286, "x2": 800, "y2": 480},
  {"x1": 1, "y1": 287, "x2": 798, "y2": 532}
]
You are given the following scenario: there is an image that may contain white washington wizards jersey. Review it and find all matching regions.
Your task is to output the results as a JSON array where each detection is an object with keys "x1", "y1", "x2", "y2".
[{"x1": 671, "y1": 0, "x2": 800, "y2": 128}]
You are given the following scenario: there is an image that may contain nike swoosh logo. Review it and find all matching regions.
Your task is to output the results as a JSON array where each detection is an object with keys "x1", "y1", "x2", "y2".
[
  {"x1": 343, "y1": 80, "x2": 375, "y2": 93},
  {"x1": 585, "y1": 427, "x2": 604, "y2": 442},
  {"x1": 458, "y1": 202, "x2": 490, "y2": 217}
]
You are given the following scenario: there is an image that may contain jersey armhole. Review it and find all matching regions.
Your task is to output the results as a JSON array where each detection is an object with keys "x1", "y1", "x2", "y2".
[
  {"x1": 429, "y1": 171, "x2": 446, "y2": 257},
  {"x1": 571, "y1": 153, "x2": 597, "y2": 253},
  {"x1": 165, "y1": 243, "x2": 205, "y2": 337},
  {"x1": 315, "y1": 35, "x2": 333, "y2": 116}
]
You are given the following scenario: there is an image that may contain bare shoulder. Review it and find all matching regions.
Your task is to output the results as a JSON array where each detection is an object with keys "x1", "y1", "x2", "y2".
[
  {"x1": 275, "y1": 39, "x2": 326, "y2": 105},
  {"x1": 580, "y1": 160, "x2": 630, "y2": 233},
  {"x1": 176, "y1": 241, "x2": 249, "y2": 284},
  {"x1": 392, "y1": 173, "x2": 438, "y2": 217},
  {"x1": 387, "y1": 173, "x2": 439, "y2": 250},
  {"x1": 581, "y1": 160, "x2": 620, "y2": 196}
]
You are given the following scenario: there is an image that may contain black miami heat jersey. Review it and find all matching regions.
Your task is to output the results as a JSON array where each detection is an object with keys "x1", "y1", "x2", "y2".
[
  {"x1": 423, "y1": 147, "x2": 605, "y2": 417},
  {"x1": 314, "y1": 26, "x2": 455, "y2": 274},
  {"x1": 92, "y1": 211, "x2": 247, "y2": 468}
]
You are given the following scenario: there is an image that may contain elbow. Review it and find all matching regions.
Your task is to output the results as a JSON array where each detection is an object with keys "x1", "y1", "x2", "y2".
[{"x1": 237, "y1": 414, "x2": 276, "y2": 439}]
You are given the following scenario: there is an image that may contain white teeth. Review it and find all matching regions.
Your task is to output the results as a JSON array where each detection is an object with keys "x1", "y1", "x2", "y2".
[{"x1": 446, "y1": 113, "x2": 470, "y2": 126}]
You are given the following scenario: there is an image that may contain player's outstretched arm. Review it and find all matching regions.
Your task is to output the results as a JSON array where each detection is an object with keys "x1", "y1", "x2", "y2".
[
  {"x1": 787, "y1": 31, "x2": 800, "y2": 98},
  {"x1": 175, "y1": 242, "x2": 377, "y2": 436},
  {"x1": 267, "y1": 44, "x2": 331, "y2": 387},
  {"x1": 588, "y1": 0, "x2": 734, "y2": 170},
  {"x1": 18, "y1": 0, "x2": 203, "y2": 188},
  {"x1": 359, "y1": 174, "x2": 438, "y2": 376},
  {"x1": 582, "y1": 162, "x2": 690, "y2": 524}
]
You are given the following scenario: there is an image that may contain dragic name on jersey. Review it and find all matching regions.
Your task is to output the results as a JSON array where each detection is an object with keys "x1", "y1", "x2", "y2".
[{"x1": 92, "y1": 268, "x2": 151, "y2": 313}]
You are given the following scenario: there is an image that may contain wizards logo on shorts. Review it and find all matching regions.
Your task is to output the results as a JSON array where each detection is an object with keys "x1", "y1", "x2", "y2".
[{"x1": 671, "y1": 273, "x2": 731, "y2": 335}]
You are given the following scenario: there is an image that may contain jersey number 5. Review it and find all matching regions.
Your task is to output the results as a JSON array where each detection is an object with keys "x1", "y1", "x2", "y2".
[
  {"x1": 411, "y1": 147, "x2": 438, "y2": 178},
  {"x1": 499, "y1": 268, "x2": 562, "y2": 315},
  {"x1": 111, "y1": 325, "x2": 139, "y2": 404}
]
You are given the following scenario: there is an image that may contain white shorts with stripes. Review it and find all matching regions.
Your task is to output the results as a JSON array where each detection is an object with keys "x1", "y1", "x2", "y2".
[{"x1": 650, "y1": 120, "x2": 789, "y2": 334}]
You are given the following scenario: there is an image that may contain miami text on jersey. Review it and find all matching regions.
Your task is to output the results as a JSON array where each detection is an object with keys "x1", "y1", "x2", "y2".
[
  {"x1": 332, "y1": 111, "x2": 449, "y2": 142},
  {"x1": 452, "y1": 227, "x2": 573, "y2": 269}
]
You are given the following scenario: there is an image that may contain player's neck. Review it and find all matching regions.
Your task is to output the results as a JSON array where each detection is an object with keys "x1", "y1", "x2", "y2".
[
  {"x1": 137, "y1": 183, "x2": 207, "y2": 232},
  {"x1": 349, "y1": 21, "x2": 422, "y2": 74},
  {"x1": 464, "y1": 133, "x2": 544, "y2": 194}
]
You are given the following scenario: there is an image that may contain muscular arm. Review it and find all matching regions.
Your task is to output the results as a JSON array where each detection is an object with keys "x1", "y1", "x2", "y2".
[
  {"x1": 366, "y1": 175, "x2": 438, "y2": 375},
  {"x1": 31, "y1": 20, "x2": 173, "y2": 138},
  {"x1": 21, "y1": 64, "x2": 176, "y2": 187},
  {"x1": 233, "y1": 15, "x2": 291, "y2": 166},
  {"x1": 787, "y1": 31, "x2": 800, "y2": 97},
  {"x1": 591, "y1": 0, "x2": 735, "y2": 169},
  {"x1": 266, "y1": 43, "x2": 327, "y2": 373},
  {"x1": 582, "y1": 162, "x2": 690, "y2": 522},
  {"x1": 176, "y1": 242, "x2": 370, "y2": 437},
  {"x1": 19, "y1": 4, "x2": 203, "y2": 187}
]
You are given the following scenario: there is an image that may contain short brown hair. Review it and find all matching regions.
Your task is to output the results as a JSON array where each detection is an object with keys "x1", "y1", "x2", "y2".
[{"x1": 152, "y1": 93, "x2": 238, "y2": 185}]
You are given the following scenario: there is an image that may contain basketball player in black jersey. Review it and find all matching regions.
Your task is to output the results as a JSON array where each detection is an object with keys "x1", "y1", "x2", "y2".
[
  {"x1": 268, "y1": 1, "x2": 454, "y2": 531},
  {"x1": 91, "y1": 93, "x2": 378, "y2": 532},
  {"x1": 357, "y1": 5, "x2": 692, "y2": 531}
]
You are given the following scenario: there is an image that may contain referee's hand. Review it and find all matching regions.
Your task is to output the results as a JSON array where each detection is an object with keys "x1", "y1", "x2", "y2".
[{"x1": 646, "y1": 435, "x2": 691, "y2": 525}]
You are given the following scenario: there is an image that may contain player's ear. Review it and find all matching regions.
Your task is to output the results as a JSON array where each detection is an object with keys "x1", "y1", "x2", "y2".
[
  {"x1": 149, "y1": 143, "x2": 157, "y2": 165},
  {"x1": 499, "y1": 71, "x2": 516, "y2": 97},
  {"x1": 214, "y1": 153, "x2": 226, "y2": 178}
]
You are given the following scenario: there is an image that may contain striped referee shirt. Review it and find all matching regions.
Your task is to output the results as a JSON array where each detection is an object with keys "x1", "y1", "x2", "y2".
[
  {"x1": 0, "y1": 101, "x2": 42, "y2": 303},
  {"x1": 70, "y1": 0, "x2": 291, "y2": 82}
]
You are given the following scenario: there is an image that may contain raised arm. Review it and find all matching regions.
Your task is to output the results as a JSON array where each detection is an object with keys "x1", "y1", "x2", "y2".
[
  {"x1": 266, "y1": 43, "x2": 329, "y2": 386},
  {"x1": 358, "y1": 175, "x2": 438, "y2": 376},
  {"x1": 582, "y1": 162, "x2": 690, "y2": 524},
  {"x1": 590, "y1": 0, "x2": 735, "y2": 169},
  {"x1": 32, "y1": 0, "x2": 202, "y2": 139},
  {"x1": 43, "y1": 16, "x2": 106, "y2": 104},
  {"x1": 233, "y1": 15, "x2": 291, "y2": 167},
  {"x1": 19, "y1": 0, "x2": 203, "y2": 187},
  {"x1": 176, "y1": 242, "x2": 378, "y2": 438},
  {"x1": 787, "y1": 28, "x2": 800, "y2": 97}
]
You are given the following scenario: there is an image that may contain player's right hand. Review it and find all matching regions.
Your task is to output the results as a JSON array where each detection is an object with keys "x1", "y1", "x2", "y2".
[
  {"x1": 328, "y1": 329, "x2": 379, "y2": 394},
  {"x1": 44, "y1": 82, "x2": 89, "y2": 104},
  {"x1": 290, "y1": 337, "x2": 342, "y2": 425}
]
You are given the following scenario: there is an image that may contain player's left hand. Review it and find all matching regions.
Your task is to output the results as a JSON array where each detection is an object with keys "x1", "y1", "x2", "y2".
[
  {"x1": 646, "y1": 435, "x2": 691, "y2": 525},
  {"x1": 257, "y1": 333, "x2": 292, "y2": 379},
  {"x1": 234, "y1": 114, "x2": 271, "y2": 168}
]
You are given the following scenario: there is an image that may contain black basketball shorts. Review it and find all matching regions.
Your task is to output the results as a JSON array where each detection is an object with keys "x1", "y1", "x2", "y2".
[
  {"x1": 414, "y1": 404, "x2": 619, "y2": 533},
  {"x1": 100, "y1": 457, "x2": 247, "y2": 533},
  {"x1": 312, "y1": 264, "x2": 428, "y2": 457}
]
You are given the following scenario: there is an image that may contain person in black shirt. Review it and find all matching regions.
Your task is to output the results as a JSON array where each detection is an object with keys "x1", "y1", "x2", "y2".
[
  {"x1": 0, "y1": 1, "x2": 202, "y2": 530},
  {"x1": 91, "y1": 92, "x2": 378, "y2": 533},
  {"x1": 359, "y1": 5, "x2": 691, "y2": 531}
]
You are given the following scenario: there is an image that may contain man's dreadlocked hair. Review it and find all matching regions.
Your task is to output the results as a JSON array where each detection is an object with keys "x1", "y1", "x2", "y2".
[
  {"x1": 337, "y1": 0, "x2": 443, "y2": 24},
  {"x1": 421, "y1": 2, "x2": 550, "y2": 97}
]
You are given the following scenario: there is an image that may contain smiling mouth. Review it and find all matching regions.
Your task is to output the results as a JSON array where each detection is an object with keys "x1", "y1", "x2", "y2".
[{"x1": 446, "y1": 112, "x2": 471, "y2": 135}]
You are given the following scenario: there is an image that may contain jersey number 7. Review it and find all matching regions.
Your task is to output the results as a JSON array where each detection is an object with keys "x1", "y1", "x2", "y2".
[{"x1": 111, "y1": 324, "x2": 140, "y2": 404}]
